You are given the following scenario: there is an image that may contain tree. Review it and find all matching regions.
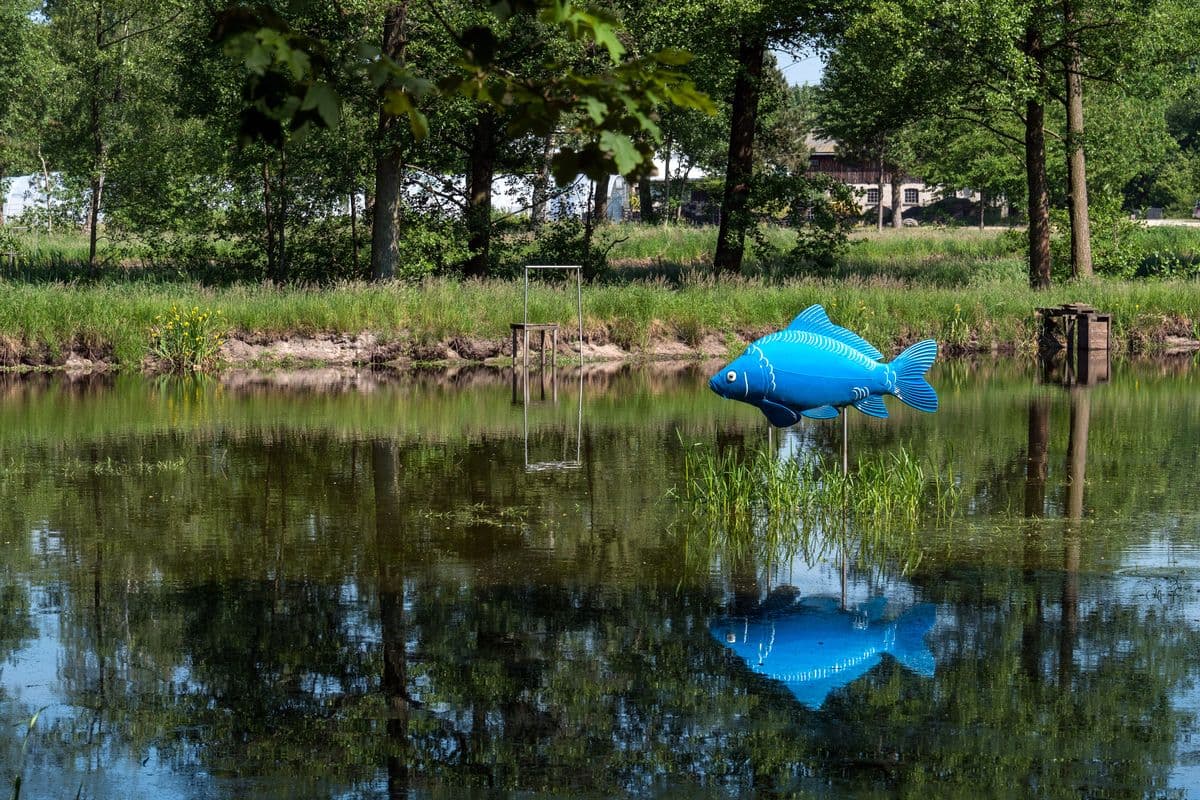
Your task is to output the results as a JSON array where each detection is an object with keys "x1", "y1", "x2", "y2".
[
  {"x1": 41, "y1": 0, "x2": 187, "y2": 267},
  {"x1": 0, "y1": 0, "x2": 50, "y2": 224},
  {"x1": 815, "y1": 1, "x2": 932, "y2": 232},
  {"x1": 912, "y1": 119, "x2": 1025, "y2": 229},
  {"x1": 709, "y1": 1, "x2": 852, "y2": 273},
  {"x1": 215, "y1": 0, "x2": 714, "y2": 279},
  {"x1": 370, "y1": 4, "x2": 409, "y2": 281}
]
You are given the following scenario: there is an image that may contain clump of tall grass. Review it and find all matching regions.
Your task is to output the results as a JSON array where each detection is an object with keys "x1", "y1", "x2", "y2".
[
  {"x1": 674, "y1": 441, "x2": 958, "y2": 532},
  {"x1": 149, "y1": 305, "x2": 226, "y2": 372},
  {"x1": 671, "y1": 439, "x2": 960, "y2": 575}
]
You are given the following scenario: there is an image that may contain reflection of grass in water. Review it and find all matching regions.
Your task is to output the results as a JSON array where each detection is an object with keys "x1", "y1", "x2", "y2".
[
  {"x1": 670, "y1": 440, "x2": 960, "y2": 574},
  {"x1": 59, "y1": 456, "x2": 189, "y2": 477},
  {"x1": 420, "y1": 503, "x2": 527, "y2": 529},
  {"x1": 0, "y1": 456, "x2": 188, "y2": 483}
]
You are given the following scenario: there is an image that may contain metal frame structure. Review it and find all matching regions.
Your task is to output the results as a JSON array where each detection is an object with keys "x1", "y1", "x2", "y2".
[{"x1": 522, "y1": 265, "x2": 584, "y2": 372}]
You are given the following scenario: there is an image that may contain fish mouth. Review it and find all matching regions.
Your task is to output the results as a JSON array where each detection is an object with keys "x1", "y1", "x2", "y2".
[{"x1": 708, "y1": 375, "x2": 722, "y2": 396}]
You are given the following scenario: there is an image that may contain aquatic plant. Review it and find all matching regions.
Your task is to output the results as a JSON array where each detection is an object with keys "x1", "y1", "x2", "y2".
[
  {"x1": 674, "y1": 439, "x2": 958, "y2": 529},
  {"x1": 10, "y1": 707, "x2": 44, "y2": 800},
  {"x1": 148, "y1": 305, "x2": 226, "y2": 372},
  {"x1": 58, "y1": 456, "x2": 189, "y2": 477},
  {"x1": 670, "y1": 439, "x2": 960, "y2": 574}
]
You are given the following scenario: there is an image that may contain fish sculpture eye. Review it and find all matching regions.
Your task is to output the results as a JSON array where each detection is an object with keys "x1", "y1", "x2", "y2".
[{"x1": 725, "y1": 370, "x2": 737, "y2": 383}]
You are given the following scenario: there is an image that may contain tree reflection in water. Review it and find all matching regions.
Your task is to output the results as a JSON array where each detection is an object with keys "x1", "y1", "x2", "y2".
[{"x1": 0, "y1": 364, "x2": 1196, "y2": 797}]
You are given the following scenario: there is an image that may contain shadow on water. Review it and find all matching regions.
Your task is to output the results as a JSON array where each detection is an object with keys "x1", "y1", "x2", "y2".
[{"x1": 0, "y1": 358, "x2": 1199, "y2": 797}]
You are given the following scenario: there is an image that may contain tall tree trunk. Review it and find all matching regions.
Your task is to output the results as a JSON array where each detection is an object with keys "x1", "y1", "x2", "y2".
[
  {"x1": 582, "y1": 181, "x2": 597, "y2": 279},
  {"x1": 1024, "y1": 13, "x2": 1052, "y2": 289},
  {"x1": 530, "y1": 133, "x2": 552, "y2": 229},
  {"x1": 87, "y1": 93, "x2": 105, "y2": 267},
  {"x1": 662, "y1": 138, "x2": 671, "y2": 226},
  {"x1": 87, "y1": 5, "x2": 105, "y2": 269},
  {"x1": 464, "y1": 110, "x2": 497, "y2": 278},
  {"x1": 591, "y1": 176, "x2": 610, "y2": 225},
  {"x1": 1063, "y1": 0, "x2": 1093, "y2": 279},
  {"x1": 713, "y1": 32, "x2": 766, "y2": 273},
  {"x1": 351, "y1": 191, "x2": 359, "y2": 272},
  {"x1": 40, "y1": 149, "x2": 52, "y2": 234},
  {"x1": 277, "y1": 148, "x2": 287, "y2": 283},
  {"x1": 677, "y1": 158, "x2": 692, "y2": 223},
  {"x1": 263, "y1": 160, "x2": 276, "y2": 279},
  {"x1": 875, "y1": 158, "x2": 885, "y2": 232},
  {"x1": 370, "y1": 3, "x2": 409, "y2": 281},
  {"x1": 891, "y1": 169, "x2": 903, "y2": 229},
  {"x1": 979, "y1": 189, "x2": 987, "y2": 230},
  {"x1": 638, "y1": 177, "x2": 656, "y2": 223}
]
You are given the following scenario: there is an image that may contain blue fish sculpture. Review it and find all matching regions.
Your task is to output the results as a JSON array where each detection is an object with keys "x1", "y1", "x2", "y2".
[
  {"x1": 710, "y1": 595, "x2": 937, "y2": 708},
  {"x1": 709, "y1": 304, "x2": 938, "y2": 426}
]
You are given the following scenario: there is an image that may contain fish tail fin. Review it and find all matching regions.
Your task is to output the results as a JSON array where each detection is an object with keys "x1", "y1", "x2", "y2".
[{"x1": 889, "y1": 340, "x2": 939, "y2": 413}]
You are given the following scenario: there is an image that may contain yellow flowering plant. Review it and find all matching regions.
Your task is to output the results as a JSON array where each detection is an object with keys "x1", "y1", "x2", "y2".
[{"x1": 149, "y1": 305, "x2": 226, "y2": 372}]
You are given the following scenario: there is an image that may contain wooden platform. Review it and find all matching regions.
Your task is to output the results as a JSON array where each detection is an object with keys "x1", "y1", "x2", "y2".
[
  {"x1": 1036, "y1": 303, "x2": 1111, "y2": 355},
  {"x1": 511, "y1": 323, "x2": 559, "y2": 367}
]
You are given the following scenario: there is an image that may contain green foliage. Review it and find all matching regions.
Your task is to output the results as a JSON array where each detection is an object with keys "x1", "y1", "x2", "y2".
[
  {"x1": 149, "y1": 305, "x2": 227, "y2": 372},
  {"x1": 745, "y1": 173, "x2": 858, "y2": 276},
  {"x1": 214, "y1": 5, "x2": 341, "y2": 147},
  {"x1": 673, "y1": 440, "x2": 958, "y2": 537},
  {"x1": 1049, "y1": 202, "x2": 1200, "y2": 279},
  {"x1": 392, "y1": 214, "x2": 472, "y2": 282},
  {"x1": 213, "y1": 0, "x2": 714, "y2": 183},
  {"x1": 4, "y1": 224, "x2": 1200, "y2": 366},
  {"x1": 503, "y1": 217, "x2": 610, "y2": 279}
]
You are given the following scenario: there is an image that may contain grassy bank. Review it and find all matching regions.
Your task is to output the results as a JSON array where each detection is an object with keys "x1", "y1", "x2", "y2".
[
  {"x1": 1, "y1": 225, "x2": 1198, "y2": 369},
  {"x1": 1, "y1": 274, "x2": 1198, "y2": 368}
]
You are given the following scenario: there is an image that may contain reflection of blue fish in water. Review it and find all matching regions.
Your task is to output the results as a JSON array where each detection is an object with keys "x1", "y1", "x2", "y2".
[{"x1": 710, "y1": 595, "x2": 937, "y2": 708}]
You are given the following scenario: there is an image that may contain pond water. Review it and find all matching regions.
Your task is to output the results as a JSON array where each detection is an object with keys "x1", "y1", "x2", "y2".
[{"x1": 1, "y1": 359, "x2": 1199, "y2": 799}]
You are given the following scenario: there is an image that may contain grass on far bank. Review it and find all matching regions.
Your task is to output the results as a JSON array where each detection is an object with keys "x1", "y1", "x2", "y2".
[
  {"x1": 2, "y1": 273, "x2": 1198, "y2": 367},
  {"x1": 1, "y1": 223, "x2": 1199, "y2": 368}
]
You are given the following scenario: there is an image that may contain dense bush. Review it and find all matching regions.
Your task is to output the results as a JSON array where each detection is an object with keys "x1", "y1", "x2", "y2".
[
  {"x1": 1051, "y1": 201, "x2": 1200, "y2": 279},
  {"x1": 747, "y1": 173, "x2": 858, "y2": 275}
]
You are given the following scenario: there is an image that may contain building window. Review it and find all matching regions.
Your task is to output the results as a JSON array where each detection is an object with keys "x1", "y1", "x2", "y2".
[
  {"x1": 904, "y1": 188, "x2": 919, "y2": 204},
  {"x1": 866, "y1": 188, "x2": 880, "y2": 204}
]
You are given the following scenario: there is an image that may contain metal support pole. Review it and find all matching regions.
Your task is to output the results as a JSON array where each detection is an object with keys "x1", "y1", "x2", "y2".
[
  {"x1": 576, "y1": 266, "x2": 584, "y2": 367},
  {"x1": 840, "y1": 409, "x2": 848, "y2": 610},
  {"x1": 842, "y1": 410, "x2": 849, "y2": 475}
]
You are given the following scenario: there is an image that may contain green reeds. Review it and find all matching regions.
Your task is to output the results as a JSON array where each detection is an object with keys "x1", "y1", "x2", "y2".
[
  {"x1": 10, "y1": 707, "x2": 45, "y2": 800},
  {"x1": 671, "y1": 439, "x2": 961, "y2": 575},
  {"x1": 674, "y1": 439, "x2": 959, "y2": 530}
]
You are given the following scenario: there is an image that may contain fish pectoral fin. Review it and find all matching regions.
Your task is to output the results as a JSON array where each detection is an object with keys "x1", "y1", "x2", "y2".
[
  {"x1": 852, "y1": 395, "x2": 889, "y2": 419},
  {"x1": 760, "y1": 399, "x2": 801, "y2": 428},
  {"x1": 800, "y1": 405, "x2": 840, "y2": 420}
]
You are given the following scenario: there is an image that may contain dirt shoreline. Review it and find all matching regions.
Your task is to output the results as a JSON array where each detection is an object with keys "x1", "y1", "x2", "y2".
[{"x1": 2, "y1": 328, "x2": 1197, "y2": 374}]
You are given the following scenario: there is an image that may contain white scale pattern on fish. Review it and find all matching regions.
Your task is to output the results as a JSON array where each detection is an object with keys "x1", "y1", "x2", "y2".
[{"x1": 757, "y1": 330, "x2": 881, "y2": 368}]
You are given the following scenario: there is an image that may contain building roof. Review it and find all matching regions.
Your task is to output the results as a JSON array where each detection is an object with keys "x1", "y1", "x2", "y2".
[{"x1": 804, "y1": 134, "x2": 838, "y2": 156}]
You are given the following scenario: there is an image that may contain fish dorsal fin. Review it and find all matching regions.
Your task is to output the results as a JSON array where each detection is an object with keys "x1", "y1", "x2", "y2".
[{"x1": 786, "y1": 305, "x2": 884, "y2": 361}]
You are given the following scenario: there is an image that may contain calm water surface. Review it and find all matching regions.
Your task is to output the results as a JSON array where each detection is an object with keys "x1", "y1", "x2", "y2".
[{"x1": 1, "y1": 360, "x2": 1199, "y2": 798}]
